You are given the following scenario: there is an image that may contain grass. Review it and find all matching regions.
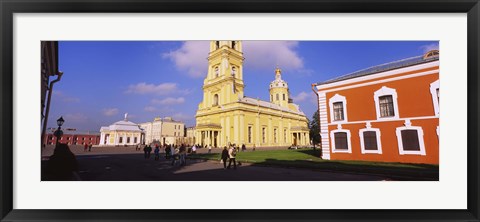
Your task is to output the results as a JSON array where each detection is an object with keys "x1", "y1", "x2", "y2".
[{"x1": 188, "y1": 149, "x2": 439, "y2": 180}]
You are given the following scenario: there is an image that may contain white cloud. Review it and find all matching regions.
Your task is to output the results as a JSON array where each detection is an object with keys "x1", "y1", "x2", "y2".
[
  {"x1": 243, "y1": 41, "x2": 304, "y2": 71},
  {"x1": 172, "y1": 113, "x2": 193, "y2": 121},
  {"x1": 162, "y1": 41, "x2": 209, "y2": 78},
  {"x1": 102, "y1": 108, "x2": 119, "y2": 116},
  {"x1": 291, "y1": 91, "x2": 310, "y2": 102},
  {"x1": 144, "y1": 106, "x2": 158, "y2": 112},
  {"x1": 291, "y1": 91, "x2": 318, "y2": 105},
  {"x1": 420, "y1": 43, "x2": 439, "y2": 53},
  {"x1": 125, "y1": 82, "x2": 190, "y2": 95},
  {"x1": 162, "y1": 41, "x2": 305, "y2": 77},
  {"x1": 151, "y1": 97, "x2": 185, "y2": 105},
  {"x1": 52, "y1": 90, "x2": 80, "y2": 103},
  {"x1": 64, "y1": 113, "x2": 88, "y2": 122}
]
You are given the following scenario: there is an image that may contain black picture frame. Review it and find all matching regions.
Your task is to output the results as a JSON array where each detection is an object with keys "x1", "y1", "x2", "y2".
[{"x1": 1, "y1": 0, "x2": 479, "y2": 221}]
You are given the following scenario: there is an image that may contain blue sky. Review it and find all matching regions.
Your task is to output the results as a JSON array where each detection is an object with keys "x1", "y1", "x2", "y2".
[{"x1": 48, "y1": 41, "x2": 438, "y2": 131}]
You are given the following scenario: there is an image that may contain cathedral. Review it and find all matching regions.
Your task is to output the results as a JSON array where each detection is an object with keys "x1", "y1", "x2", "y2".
[{"x1": 194, "y1": 41, "x2": 310, "y2": 148}]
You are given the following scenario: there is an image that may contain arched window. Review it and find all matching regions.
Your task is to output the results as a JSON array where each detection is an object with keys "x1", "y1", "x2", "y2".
[
  {"x1": 329, "y1": 94, "x2": 348, "y2": 123},
  {"x1": 232, "y1": 41, "x2": 236, "y2": 49},
  {"x1": 215, "y1": 41, "x2": 220, "y2": 49},
  {"x1": 213, "y1": 94, "x2": 219, "y2": 106},
  {"x1": 374, "y1": 86, "x2": 399, "y2": 120},
  {"x1": 330, "y1": 127, "x2": 351, "y2": 153},
  {"x1": 214, "y1": 66, "x2": 219, "y2": 77},
  {"x1": 231, "y1": 66, "x2": 236, "y2": 77}
]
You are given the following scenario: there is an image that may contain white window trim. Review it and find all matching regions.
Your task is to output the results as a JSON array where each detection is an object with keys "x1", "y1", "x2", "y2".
[
  {"x1": 330, "y1": 125, "x2": 352, "y2": 153},
  {"x1": 395, "y1": 120, "x2": 426, "y2": 155},
  {"x1": 359, "y1": 123, "x2": 382, "y2": 154},
  {"x1": 374, "y1": 86, "x2": 399, "y2": 120},
  {"x1": 329, "y1": 94, "x2": 348, "y2": 123},
  {"x1": 430, "y1": 79, "x2": 440, "y2": 116}
]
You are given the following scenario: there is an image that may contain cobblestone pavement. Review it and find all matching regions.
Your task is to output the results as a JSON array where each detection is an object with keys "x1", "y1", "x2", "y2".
[{"x1": 64, "y1": 153, "x2": 390, "y2": 181}]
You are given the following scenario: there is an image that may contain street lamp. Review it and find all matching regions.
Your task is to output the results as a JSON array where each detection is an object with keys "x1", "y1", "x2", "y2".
[{"x1": 54, "y1": 116, "x2": 65, "y2": 144}]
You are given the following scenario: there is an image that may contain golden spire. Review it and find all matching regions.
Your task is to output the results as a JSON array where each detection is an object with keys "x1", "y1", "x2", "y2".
[{"x1": 275, "y1": 65, "x2": 282, "y2": 79}]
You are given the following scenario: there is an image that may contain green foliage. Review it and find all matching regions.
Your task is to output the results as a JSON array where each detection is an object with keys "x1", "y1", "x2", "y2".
[{"x1": 309, "y1": 109, "x2": 321, "y2": 144}]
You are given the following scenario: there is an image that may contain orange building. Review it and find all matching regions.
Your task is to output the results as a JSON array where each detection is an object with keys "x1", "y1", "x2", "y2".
[{"x1": 313, "y1": 50, "x2": 439, "y2": 164}]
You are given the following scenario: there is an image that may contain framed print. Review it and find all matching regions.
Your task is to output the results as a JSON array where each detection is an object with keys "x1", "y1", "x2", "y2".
[{"x1": 1, "y1": 0, "x2": 479, "y2": 221}]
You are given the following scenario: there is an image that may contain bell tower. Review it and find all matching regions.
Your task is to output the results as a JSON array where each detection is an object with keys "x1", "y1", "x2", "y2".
[
  {"x1": 269, "y1": 67, "x2": 290, "y2": 108},
  {"x1": 199, "y1": 41, "x2": 245, "y2": 109}
]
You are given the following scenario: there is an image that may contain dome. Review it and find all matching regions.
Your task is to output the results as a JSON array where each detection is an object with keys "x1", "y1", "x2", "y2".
[
  {"x1": 269, "y1": 67, "x2": 288, "y2": 89},
  {"x1": 270, "y1": 79, "x2": 288, "y2": 89}
]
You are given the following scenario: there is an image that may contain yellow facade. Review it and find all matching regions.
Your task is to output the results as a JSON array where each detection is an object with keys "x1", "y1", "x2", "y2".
[{"x1": 195, "y1": 41, "x2": 309, "y2": 148}]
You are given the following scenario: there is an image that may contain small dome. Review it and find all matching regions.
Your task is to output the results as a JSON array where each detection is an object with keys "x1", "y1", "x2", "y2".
[
  {"x1": 269, "y1": 66, "x2": 288, "y2": 89},
  {"x1": 270, "y1": 79, "x2": 288, "y2": 89}
]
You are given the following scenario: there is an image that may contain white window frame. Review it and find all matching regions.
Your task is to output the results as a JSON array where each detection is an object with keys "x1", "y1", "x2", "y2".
[
  {"x1": 329, "y1": 94, "x2": 348, "y2": 123},
  {"x1": 374, "y1": 86, "x2": 399, "y2": 120},
  {"x1": 359, "y1": 125, "x2": 382, "y2": 154},
  {"x1": 430, "y1": 79, "x2": 440, "y2": 116},
  {"x1": 330, "y1": 126, "x2": 351, "y2": 153},
  {"x1": 395, "y1": 121, "x2": 426, "y2": 155}
]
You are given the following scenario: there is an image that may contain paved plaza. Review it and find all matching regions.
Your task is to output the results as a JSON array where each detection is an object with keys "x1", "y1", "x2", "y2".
[{"x1": 49, "y1": 153, "x2": 391, "y2": 181}]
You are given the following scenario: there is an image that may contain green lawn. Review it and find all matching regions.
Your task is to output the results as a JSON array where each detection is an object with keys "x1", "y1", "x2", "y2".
[{"x1": 188, "y1": 149, "x2": 439, "y2": 180}]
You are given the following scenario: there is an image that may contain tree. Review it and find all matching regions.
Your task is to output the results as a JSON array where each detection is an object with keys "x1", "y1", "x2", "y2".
[{"x1": 309, "y1": 110, "x2": 321, "y2": 147}]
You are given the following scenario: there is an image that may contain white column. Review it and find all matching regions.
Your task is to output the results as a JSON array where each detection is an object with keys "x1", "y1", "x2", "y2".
[
  {"x1": 279, "y1": 119, "x2": 283, "y2": 146},
  {"x1": 240, "y1": 114, "x2": 245, "y2": 144},
  {"x1": 318, "y1": 92, "x2": 331, "y2": 160},
  {"x1": 268, "y1": 117, "x2": 272, "y2": 146},
  {"x1": 255, "y1": 115, "x2": 260, "y2": 146},
  {"x1": 226, "y1": 117, "x2": 231, "y2": 146},
  {"x1": 99, "y1": 132, "x2": 105, "y2": 145},
  {"x1": 234, "y1": 115, "x2": 239, "y2": 145},
  {"x1": 220, "y1": 117, "x2": 224, "y2": 147}
]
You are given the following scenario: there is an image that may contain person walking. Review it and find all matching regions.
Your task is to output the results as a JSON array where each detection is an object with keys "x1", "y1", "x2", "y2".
[
  {"x1": 88, "y1": 144, "x2": 92, "y2": 152},
  {"x1": 146, "y1": 145, "x2": 152, "y2": 159},
  {"x1": 241, "y1": 144, "x2": 246, "y2": 152},
  {"x1": 208, "y1": 144, "x2": 212, "y2": 153},
  {"x1": 143, "y1": 145, "x2": 148, "y2": 159},
  {"x1": 228, "y1": 145, "x2": 237, "y2": 169},
  {"x1": 154, "y1": 145, "x2": 160, "y2": 161},
  {"x1": 179, "y1": 144, "x2": 186, "y2": 166},
  {"x1": 221, "y1": 146, "x2": 229, "y2": 169},
  {"x1": 192, "y1": 144, "x2": 197, "y2": 154},
  {"x1": 165, "y1": 144, "x2": 171, "y2": 159},
  {"x1": 84, "y1": 143, "x2": 88, "y2": 152},
  {"x1": 253, "y1": 144, "x2": 256, "y2": 151},
  {"x1": 171, "y1": 146, "x2": 180, "y2": 166}
]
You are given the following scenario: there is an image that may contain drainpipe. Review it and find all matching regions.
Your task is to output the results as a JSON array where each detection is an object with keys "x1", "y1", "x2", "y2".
[
  {"x1": 41, "y1": 71, "x2": 63, "y2": 148},
  {"x1": 311, "y1": 83, "x2": 322, "y2": 158}
]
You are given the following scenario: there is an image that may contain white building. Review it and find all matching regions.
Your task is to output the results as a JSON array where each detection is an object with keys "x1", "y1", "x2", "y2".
[
  {"x1": 99, "y1": 113, "x2": 145, "y2": 146},
  {"x1": 139, "y1": 117, "x2": 185, "y2": 145}
]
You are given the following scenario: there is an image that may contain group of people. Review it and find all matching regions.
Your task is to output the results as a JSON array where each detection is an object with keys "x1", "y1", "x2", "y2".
[
  {"x1": 83, "y1": 143, "x2": 93, "y2": 152},
  {"x1": 221, "y1": 145, "x2": 239, "y2": 169},
  {"x1": 142, "y1": 143, "x2": 192, "y2": 166},
  {"x1": 140, "y1": 142, "x2": 258, "y2": 170}
]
